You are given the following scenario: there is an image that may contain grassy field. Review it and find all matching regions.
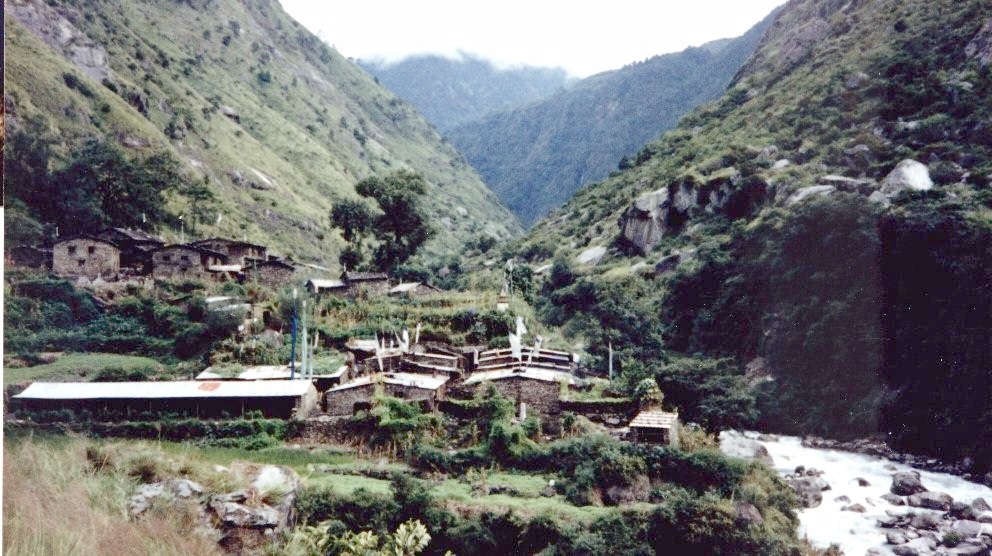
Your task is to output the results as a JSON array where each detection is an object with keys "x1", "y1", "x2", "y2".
[
  {"x1": 2, "y1": 353, "x2": 165, "y2": 387},
  {"x1": 2, "y1": 435, "x2": 223, "y2": 556}
]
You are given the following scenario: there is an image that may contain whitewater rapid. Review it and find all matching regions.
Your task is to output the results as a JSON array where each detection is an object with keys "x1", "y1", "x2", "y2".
[{"x1": 743, "y1": 432, "x2": 992, "y2": 555}]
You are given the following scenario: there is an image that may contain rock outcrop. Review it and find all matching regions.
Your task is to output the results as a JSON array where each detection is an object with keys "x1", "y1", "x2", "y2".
[
  {"x1": 7, "y1": 0, "x2": 112, "y2": 81},
  {"x1": 719, "y1": 432, "x2": 775, "y2": 467},
  {"x1": 966, "y1": 17, "x2": 992, "y2": 67}
]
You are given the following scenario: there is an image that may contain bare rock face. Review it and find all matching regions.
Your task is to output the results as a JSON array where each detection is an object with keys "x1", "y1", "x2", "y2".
[
  {"x1": 966, "y1": 18, "x2": 992, "y2": 67},
  {"x1": 575, "y1": 245, "x2": 607, "y2": 266},
  {"x1": 619, "y1": 188, "x2": 669, "y2": 255},
  {"x1": 7, "y1": 0, "x2": 111, "y2": 81},
  {"x1": 785, "y1": 185, "x2": 835, "y2": 206}
]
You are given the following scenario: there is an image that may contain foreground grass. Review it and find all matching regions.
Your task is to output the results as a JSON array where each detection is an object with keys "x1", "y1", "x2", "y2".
[
  {"x1": 2, "y1": 434, "x2": 222, "y2": 556},
  {"x1": 2, "y1": 353, "x2": 165, "y2": 386}
]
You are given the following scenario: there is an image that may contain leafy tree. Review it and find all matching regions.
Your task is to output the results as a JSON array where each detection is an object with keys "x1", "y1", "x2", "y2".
[
  {"x1": 182, "y1": 176, "x2": 218, "y2": 233},
  {"x1": 331, "y1": 199, "x2": 374, "y2": 242},
  {"x1": 336, "y1": 171, "x2": 434, "y2": 273}
]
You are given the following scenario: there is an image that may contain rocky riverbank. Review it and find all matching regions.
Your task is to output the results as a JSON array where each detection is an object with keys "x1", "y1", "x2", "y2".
[
  {"x1": 721, "y1": 431, "x2": 992, "y2": 555},
  {"x1": 800, "y1": 436, "x2": 992, "y2": 488}
]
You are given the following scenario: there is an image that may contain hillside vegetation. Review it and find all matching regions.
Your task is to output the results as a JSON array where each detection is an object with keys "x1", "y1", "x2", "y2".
[
  {"x1": 487, "y1": 0, "x2": 992, "y2": 470},
  {"x1": 361, "y1": 53, "x2": 575, "y2": 132},
  {"x1": 446, "y1": 11, "x2": 776, "y2": 225},
  {"x1": 3, "y1": 0, "x2": 521, "y2": 265}
]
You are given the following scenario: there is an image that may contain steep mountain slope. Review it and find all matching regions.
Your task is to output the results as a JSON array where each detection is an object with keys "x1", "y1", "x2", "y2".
[
  {"x1": 360, "y1": 54, "x2": 574, "y2": 132},
  {"x1": 497, "y1": 0, "x2": 991, "y2": 469},
  {"x1": 446, "y1": 11, "x2": 776, "y2": 226},
  {"x1": 3, "y1": 0, "x2": 521, "y2": 265}
]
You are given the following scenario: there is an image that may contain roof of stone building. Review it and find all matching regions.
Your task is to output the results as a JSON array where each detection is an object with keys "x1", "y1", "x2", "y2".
[
  {"x1": 14, "y1": 380, "x2": 314, "y2": 400},
  {"x1": 629, "y1": 409, "x2": 679, "y2": 429},
  {"x1": 328, "y1": 372, "x2": 448, "y2": 392},
  {"x1": 462, "y1": 368, "x2": 580, "y2": 386}
]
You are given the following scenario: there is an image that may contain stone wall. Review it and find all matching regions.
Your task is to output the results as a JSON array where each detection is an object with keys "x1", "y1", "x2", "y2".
[
  {"x1": 467, "y1": 377, "x2": 563, "y2": 425},
  {"x1": 248, "y1": 262, "x2": 294, "y2": 288},
  {"x1": 152, "y1": 246, "x2": 222, "y2": 281},
  {"x1": 324, "y1": 382, "x2": 443, "y2": 416},
  {"x1": 346, "y1": 280, "x2": 391, "y2": 298},
  {"x1": 53, "y1": 238, "x2": 120, "y2": 279}
]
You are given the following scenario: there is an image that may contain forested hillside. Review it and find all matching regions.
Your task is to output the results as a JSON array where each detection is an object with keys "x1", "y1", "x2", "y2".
[
  {"x1": 481, "y1": 0, "x2": 992, "y2": 470},
  {"x1": 3, "y1": 0, "x2": 521, "y2": 266},
  {"x1": 447, "y1": 11, "x2": 776, "y2": 225},
  {"x1": 360, "y1": 53, "x2": 574, "y2": 132}
]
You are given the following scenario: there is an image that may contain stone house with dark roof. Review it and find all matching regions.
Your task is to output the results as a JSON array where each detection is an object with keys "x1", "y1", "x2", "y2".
[
  {"x1": 324, "y1": 372, "x2": 448, "y2": 416},
  {"x1": 151, "y1": 245, "x2": 229, "y2": 281},
  {"x1": 52, "y1": 236, "x2": 120, "y2": 280},
  {"x1": 244, "y1": 258, "x2": 295, "y2": 287},
  {"x1": 341, "y1": 270, "x2": 391, "y2": 297},
  {"x1": 191, "y1": 238, "x2": 267, "y2": 266},
  {"x1": 96, "y1": 228, "x2": 164, "y2": 274}
]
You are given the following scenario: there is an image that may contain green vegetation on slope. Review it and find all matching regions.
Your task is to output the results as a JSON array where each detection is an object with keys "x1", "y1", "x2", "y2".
[
  {"x1": 4, "y1": 0, "x2": 521, "y2": 264},
  {"x1": 446, "y1": 10, "x2": 776, "y2": 226},
  {"x1": 495, "y1": 0, "x2": 992, "y2": 469},
  {"x1": 361, "y1": 53, "x2": 575, "y2": 132}
]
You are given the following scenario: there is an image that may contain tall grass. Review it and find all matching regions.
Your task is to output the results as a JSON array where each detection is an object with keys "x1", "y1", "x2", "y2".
[{"x1": 3, "y1": 435, "x2": 222, "y2": 556}]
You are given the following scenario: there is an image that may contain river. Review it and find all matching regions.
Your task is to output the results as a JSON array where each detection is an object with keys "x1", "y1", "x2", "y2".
[{"x1": 730, "y1": 431, "x2": 992, "y2": 555}]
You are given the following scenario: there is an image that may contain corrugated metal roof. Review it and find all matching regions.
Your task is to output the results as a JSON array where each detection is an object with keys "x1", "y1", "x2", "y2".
[
  {"x1": 389, "y1": 282, "x2": 421, "y2": 293},
  {"x1": 462, "y1": 368, "x2": 579, "y2": 386},
  {"x1": 13, "y1": 380, "x2": 314, "y2": 400},
  {"x1": 328, "y1": 372, "x2": 448, "y2": 392},
  {"x1": 308, "y1": 278, "x2": 346, "y2": 289},
  {"x1": 629, "y1": 410, "x2": 679, "y2": 429}
]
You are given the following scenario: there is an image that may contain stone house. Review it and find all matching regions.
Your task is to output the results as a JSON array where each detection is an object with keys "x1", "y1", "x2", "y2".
[
  {"x1": 151, "y1": 245, "x2": 229, "y2": 281},
  {"x1": 325, "y1": 372, "x2": 448, "y2": 416},
  {"x1": 191, "y1": 238, "x2": 267, "y2": 266},
  {"x1": 245, "y1": 258, "x2": 295, "y2": 287},
  {"x1": 307, "y1": 278, "x2": 348, "y2": 296},
  {"x1": 460, "y1": 368, "x2": 580, "y2": 425},
  {"x1": 96, "y1": 228, "x2": 164, "y2": 274},
  {"x1": 342, "y1": 270, "x2": 390, "y2": 297},
  {"x1": 629, "y1": 409, "x2": 680, "y2": 447},
  {"x1": 52, "y1": 236, "x2": 120, "y2": 280}
]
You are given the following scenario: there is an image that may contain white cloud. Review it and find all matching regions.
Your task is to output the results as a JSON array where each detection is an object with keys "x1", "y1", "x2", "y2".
[{"x1": 280, "y1": 0, "x2": 785, "y2": 78}]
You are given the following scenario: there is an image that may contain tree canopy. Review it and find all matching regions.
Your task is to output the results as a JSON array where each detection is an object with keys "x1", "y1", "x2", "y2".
[{"x1": 330, "y1": 170, "x2": 434, "y2": 273}]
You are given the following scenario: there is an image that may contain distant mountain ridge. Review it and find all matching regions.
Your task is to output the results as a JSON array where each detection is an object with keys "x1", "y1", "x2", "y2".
[
  {"x1": 360, "y1": 53, "x2": 575, "y2": 132},
  {"x1": 446, "y1": 11, "x2": 778, "y2": 226},
  {"x1": 3, "y1": 0, "x2": 521, "y2": 266}
]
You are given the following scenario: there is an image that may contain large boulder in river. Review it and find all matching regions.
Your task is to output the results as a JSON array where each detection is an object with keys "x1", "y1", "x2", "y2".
[
  {"x1": 891, "y1": 471, "x2": 927, "y2": 495},
  {"x1": 718, "y1": 432, "x2": 774, "y2": 466},
  {"x1": 787, "y1": 476, "x2": 830, "y2": 508},
  {"x1": 907, "y1": 491, "x2": 954, "y2": 511}
]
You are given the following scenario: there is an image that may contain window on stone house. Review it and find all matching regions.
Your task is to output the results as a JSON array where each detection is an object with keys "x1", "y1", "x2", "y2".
[
  {"x1": 77, "y1": 259, "x2": 85, "y2": 266},
  {"x1": 88, "y1": 246, "x2": 95, "y2": 254},
  {"x1": 68, "y1": 245, "x2": 77, "y2": 255},
  {"x1": 180, "y1": 255, "x2": 189, "y2": 262},
  {"x1": 163, "y1": 255, "x2": 171, "y2": 262}
]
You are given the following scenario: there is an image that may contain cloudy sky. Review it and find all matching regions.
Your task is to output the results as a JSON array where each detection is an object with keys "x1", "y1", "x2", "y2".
[{"x1": 280, "y1": 1, "x2": 785, "y2": 78}]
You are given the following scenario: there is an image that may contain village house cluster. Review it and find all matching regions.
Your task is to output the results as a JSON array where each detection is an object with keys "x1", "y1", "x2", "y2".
[
  {"x1": 13, "y1": 332, "x2": 680, "y2": 445},
  {"x1": 7, "y1": 229, "x2": 437, "y2": 299}
]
